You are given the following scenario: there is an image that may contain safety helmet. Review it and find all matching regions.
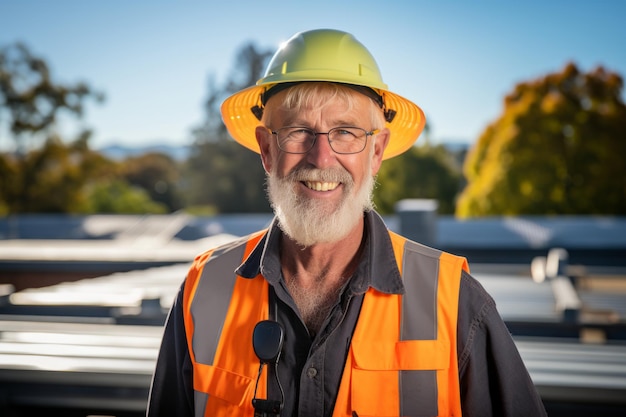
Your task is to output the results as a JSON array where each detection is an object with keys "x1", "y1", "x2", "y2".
[{"x1": 221, "y1": 29, "x2": 425, "y2": 160}]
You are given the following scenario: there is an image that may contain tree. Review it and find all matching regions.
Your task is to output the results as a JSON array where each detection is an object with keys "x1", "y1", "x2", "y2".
[
  {"x1": 0, "y1": 131, "x2": 173, "y2": 214},
  {"x1": 186, "y1": 42, "x2": 273, "y2": 213},
  {"x1": 0, "y1": 151, "x2": 16, "y2": 215},
  {"x1": 0, "y1": 42, "x2": 103, "y2": 152},
  {"x1": 0, "y1": 42, "x2": 117, "y2": 214},
  {"x1": 82, "y1": 179, "x2": 168, "y2": 214},
  {"x1": 456, "y1": 62, "x2": 626, "y2": 217},
  {"x1": 192, "y1": 42, "x2": 273, "y2": 144},
  {"x1": 0, "y1": 132, "x2": 116, "y2": 213},
  {"x1": 119, "y1": 152, "x2": 184, "y2": 212},
  {"x1": 375, "y1": 143, "x2": 462, "y2": 215},
  {"x1": 186, "y1": 140, "x2": 270, "y2": 213}
]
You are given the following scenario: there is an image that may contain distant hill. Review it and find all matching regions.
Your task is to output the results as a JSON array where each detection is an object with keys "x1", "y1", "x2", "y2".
[{"x1": 98, "y1": 143, "x2": 191, "y2": 161}]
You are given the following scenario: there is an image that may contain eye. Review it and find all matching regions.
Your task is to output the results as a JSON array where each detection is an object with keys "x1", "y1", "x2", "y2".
[
  {"x1": 331, "y1": 128, "x2": 359, "y2": 140},
  {"x1": 290, "y1": 128, "x2": 313, "y2": 136},
  {"x1": 289, "y1": 128, "x2": 313, "y2": 138}
]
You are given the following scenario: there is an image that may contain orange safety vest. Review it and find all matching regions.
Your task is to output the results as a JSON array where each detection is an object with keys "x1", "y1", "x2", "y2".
[{"x1": 183, "y1": 230, "x2": 468, "y2": 417}]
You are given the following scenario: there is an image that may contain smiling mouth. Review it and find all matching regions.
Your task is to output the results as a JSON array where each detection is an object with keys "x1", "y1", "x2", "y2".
[{"x1": 304, "y1": 181, "x2": 340, "y2": 191}]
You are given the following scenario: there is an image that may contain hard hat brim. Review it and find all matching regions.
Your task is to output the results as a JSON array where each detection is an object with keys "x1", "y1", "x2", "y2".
[{"x1": 221, "y1": 83, "x2": 426, "y2": 160}]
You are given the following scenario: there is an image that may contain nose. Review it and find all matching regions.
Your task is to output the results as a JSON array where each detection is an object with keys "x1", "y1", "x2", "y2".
[{"x1": 306, "y1": 132, "x2": 336, "y2": 168}]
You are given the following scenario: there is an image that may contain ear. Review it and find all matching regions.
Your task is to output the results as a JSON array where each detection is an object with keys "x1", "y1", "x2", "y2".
[
  {"x1": 256, "y1": 126, "x2": 273, "y2": 173},
  {"x1": 370, "y1": 127, "x2": 390, "y2": 176}
]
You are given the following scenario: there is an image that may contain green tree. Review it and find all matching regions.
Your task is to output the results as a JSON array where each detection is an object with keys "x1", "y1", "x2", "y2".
[
  {"x1": 1, "y1": 133, "x2": 115, "y2": 213},
  {"x1": 0, "y1": 42, "x2": 115, "y2": 214},
  {"x1": 186, "y1": 140, "x2": 269, "y2": 213},
  {"x1": 120, "y1": 152, "x2": 184, "y2": 213},
  {"x1": 375, "y1": 143, "x2": 462, "y2": 215},
  {"x1": 82, "y1": 179, "x2": 168, "y2": 214},
  {"x1": 186, "y1": 42, "x2": 273, "y2": 213},
  {"x1": 0, "y1": 131, "x2": 172, "y2": 214},
  {"x1": 457, "y1": 62, "x2": 626, "y2": 217}
]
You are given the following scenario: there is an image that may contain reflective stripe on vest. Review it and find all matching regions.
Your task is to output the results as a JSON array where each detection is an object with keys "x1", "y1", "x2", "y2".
[{"x1": 184, "y1": 230, "x2": 467, "y2": 417}]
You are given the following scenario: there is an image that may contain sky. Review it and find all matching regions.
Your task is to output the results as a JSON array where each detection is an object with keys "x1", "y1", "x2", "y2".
[{"x1": 1, "y1": 0, "x2": 625, "y2": 151}]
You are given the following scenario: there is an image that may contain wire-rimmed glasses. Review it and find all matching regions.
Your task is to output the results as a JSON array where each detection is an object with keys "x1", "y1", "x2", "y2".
[{"x1": 271, "y1": 126, "x2": 379, "y2": 154}]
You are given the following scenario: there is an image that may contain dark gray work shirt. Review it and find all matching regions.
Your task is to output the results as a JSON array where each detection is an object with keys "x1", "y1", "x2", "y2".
[{"x1": 147, "y1": 210, "x2": 547, "y2": 417}]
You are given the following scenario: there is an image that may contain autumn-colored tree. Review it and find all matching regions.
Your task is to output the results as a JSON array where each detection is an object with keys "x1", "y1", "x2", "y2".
[
  {"x1": 457, "y1": 62, "x2": 626, "y2": 217},
  {"x1": 375, "y1": 143, "x2": 462, "y2": 215}
]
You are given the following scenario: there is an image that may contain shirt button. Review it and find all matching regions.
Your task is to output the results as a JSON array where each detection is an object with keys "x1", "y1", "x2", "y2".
[{"x1": 307, "y1": 367, "x2": 318, "y2": 378}]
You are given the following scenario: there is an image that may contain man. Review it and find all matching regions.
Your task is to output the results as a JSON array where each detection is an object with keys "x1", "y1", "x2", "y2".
[{"x1": 147, "y1": 29, "x2": 547, "y2": 417}]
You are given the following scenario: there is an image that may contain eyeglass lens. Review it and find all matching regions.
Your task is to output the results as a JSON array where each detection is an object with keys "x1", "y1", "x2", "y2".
[{"x1": 275, "y1": 127, "x2": 370, "y2": 154}]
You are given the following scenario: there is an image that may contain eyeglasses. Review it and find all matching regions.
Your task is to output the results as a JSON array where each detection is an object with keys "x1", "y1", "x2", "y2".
[{"x1": 270, "y1": 126, "x2": 379, "y2": 154}]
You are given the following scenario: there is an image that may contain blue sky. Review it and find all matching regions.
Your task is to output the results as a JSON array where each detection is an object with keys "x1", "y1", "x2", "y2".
[{"x1": 1, "y1": 0, "x2": 625, "y2": 151}]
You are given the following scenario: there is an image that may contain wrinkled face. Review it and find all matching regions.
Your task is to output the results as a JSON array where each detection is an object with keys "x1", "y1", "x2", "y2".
[{"x1": 255, "y1": 84, "x2": 389, "y2": 247}]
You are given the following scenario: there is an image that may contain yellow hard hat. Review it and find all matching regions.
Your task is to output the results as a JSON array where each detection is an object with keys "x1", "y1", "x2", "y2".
[{"x1": 221, "y1": 29, "x2": 425, "y2": 160}]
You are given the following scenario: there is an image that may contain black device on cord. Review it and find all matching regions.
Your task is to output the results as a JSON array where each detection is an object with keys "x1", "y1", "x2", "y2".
[{"x1": 251, "y1": 320, "x2": 285, "y2": 417}]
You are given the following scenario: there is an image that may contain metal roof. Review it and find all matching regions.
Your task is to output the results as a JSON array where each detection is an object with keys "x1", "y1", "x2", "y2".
[{"x1": 2, "y1": 214, "x2": 625, "y2": 249}]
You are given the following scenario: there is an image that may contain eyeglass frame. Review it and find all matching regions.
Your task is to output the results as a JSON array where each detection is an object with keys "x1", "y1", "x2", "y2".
[{"x1": 268, "y1": 126, "x2": 380, "y2": 155}]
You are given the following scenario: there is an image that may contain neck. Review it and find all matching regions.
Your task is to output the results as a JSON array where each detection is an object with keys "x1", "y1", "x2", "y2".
[
  {"x1": 280, "y1": 216, "x2": 366, "y2": 336},
  {"x1": 280, "y1": 216, "x2": 365, "y2": 289}
]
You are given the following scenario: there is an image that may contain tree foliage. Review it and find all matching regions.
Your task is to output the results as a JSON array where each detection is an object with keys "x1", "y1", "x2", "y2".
[
  {"x1": 0, "y1": 42, "x2": 175, "y2": 215},
  {"x1": 0, "y1": 42, "x2": 103, "y2": 151},
  {"x1": 375, "y1": 143, "x2": 462, "y2": 215},
  {"x1": 0, "y1": 137, "x2": 174, "y2": 214},
  {"x1": 82, "y1": 178, "x2": 168, "y2": 214},
  {"x1": 119, "y1": 152, "x2": 184, "y2": 212},
  {"x1": 185, "y1": 42, "x2": 273, "y2": 213},
  {"x1": 186, "y1": 140, "x2": 270, "y2": 213},
  {"x1": 0, "y1": 133, "x2": 114, "y2": 213},
  {"x1": 457, "y1": 62, "x2": 626, "y2": 217}
]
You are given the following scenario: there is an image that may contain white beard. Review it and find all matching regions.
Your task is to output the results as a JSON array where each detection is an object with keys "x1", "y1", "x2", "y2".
[{"x1": 267, "y1": 165, "x2": 375, "y2": 248}]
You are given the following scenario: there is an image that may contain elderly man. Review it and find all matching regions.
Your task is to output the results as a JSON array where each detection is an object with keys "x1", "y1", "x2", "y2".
[{"x1": 147, "y1": 29, "x2": 547, "y2": 417}]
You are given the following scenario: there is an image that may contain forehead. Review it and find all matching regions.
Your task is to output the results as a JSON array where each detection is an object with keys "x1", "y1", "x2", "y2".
[{"x1": 266, "y1": 86, "x2": 374, "y2": 126}]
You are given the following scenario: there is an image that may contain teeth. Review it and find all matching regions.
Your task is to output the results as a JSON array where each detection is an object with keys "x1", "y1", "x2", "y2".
[{"x1": 305, "y1": 181, "x2": 339, "y2": 191}]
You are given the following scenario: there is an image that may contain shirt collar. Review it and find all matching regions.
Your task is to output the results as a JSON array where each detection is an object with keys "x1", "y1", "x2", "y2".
[{"x1": 235, "y1": 211, "x2": 404, "y2": 295}]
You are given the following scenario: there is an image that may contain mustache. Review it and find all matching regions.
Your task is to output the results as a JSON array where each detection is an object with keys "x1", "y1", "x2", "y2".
[{"x1": 285, "y1": 166, "x2": 353, "y2": 185}]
